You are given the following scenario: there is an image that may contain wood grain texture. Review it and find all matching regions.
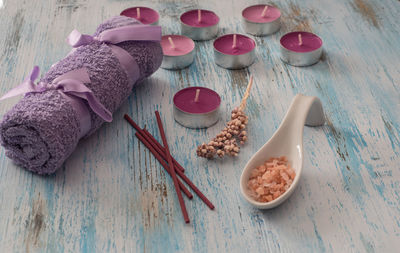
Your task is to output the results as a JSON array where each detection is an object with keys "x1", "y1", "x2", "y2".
[{"x1": 0, "y1": 0, "x2": 399, "y2": 252}]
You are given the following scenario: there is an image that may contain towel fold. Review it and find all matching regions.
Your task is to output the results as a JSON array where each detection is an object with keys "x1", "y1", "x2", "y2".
[{"x1": 0, "y1": 16, "x2": 163, "y2": 174}]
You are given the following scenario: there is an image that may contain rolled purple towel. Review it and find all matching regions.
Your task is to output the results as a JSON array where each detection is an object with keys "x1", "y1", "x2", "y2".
[{"x1": 0, "y1": 16, "x2": 163, "y2": 174}]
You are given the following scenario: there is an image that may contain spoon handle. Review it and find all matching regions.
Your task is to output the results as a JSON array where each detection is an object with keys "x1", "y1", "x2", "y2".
[{"x1": 280, "y1": 94, "x2": 325, "y2": 131}]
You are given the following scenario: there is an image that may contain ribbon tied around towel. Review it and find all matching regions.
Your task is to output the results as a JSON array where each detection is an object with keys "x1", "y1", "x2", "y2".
[
  {"x1": 67, "y1": 24, "x2": 161, "y2": 86},
  {"x1": 0, "y1": 66, "x2": 111, "y2": 138}
]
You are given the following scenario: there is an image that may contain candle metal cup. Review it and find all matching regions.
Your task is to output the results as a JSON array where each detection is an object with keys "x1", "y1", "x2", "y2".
[
  {"x1": 280, "y1": 32, "x2": 323, "y2": 67},
  {"x1": 181, "y1": 22, "x2": 219, "y2": 41},
  {"x1": 161, "y1": 50, "x2": 195, "y2": 70},
  {"x1": 213, "y1": 34, "x2": 256, "y2": 69},
  {"x1": 174, "y1": 106, "x2": 220, "y2": 128},
  {"x1": 180, "y1": 10, "x2": 219, "y2": 41},
  {"x1": 173, "y1": 87, "x2": 221, "y2": 128},
  {"x1": 242, "y1": 5, "x2": 281, "y2": 36},
  {"x1": 161, "y1": 35, "x2": 195, "y2": 70},
  {"x1": 280, "y1": 47, "x2": 322, "y2": 66}
]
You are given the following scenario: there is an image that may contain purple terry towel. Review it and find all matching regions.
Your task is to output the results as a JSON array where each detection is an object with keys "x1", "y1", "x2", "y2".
[{"x1": 0, "y1": 16, "x2": 163, "y2": 174}]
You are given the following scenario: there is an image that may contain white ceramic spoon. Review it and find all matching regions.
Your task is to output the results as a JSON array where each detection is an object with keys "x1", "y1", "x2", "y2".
[{"x1": 240, "y1": 94, "x2": 325, "y2": 209}]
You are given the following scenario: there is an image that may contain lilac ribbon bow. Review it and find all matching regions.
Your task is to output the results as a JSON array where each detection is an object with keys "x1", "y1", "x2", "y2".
[
  {"x1": 0, "y1": 66, "x2": 112, "y2": 137},
  {"x1": 66, "y1": 25, "x2": 161, "y2": 85}
]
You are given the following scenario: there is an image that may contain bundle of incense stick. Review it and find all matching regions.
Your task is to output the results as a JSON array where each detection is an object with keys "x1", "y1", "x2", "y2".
[{"x1": 124, "y1": 111, "x2": 215, "y2": 223}]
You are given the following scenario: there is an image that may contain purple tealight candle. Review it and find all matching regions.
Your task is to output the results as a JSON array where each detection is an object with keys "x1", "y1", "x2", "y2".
[
  {"x1": 242, "y1": 4, "x2": 281, "y2": 36},
  {"x1": 173, "y1": 87, "x2": 221, "y2": 128},
  {"x1": 280, "y1": 31, "x2": 323, "y2": 66},
  {"x1": 120, "y1": 7, "x2": 159, "y2": 25},
  {"x1": 161, "y1": 35, "x2": 195, "y2": 70},
  {"x1": 213, "y1": 34, "x2": 256, "y2": 69},
  {"x1": 180, "y1": 9, "x2": 219, "y2": 41}
]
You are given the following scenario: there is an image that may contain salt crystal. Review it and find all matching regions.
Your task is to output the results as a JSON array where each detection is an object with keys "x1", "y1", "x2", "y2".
[
  {"x1": 250, "y1": 169, "x2": 259, "y2": 178},
  {"x1": 281, "y1": 172, "x2": 289, "y2": 181},
  {"x1": 258, "y1": 165, "x2": 267, "y2": 172},
  {"x1": 256, "y1": 187, "x2": 264, "y2": 195}
]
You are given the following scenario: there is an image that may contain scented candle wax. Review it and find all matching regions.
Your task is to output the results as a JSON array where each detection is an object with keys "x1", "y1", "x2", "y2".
[{"x1": 120, "y1": 7, "x2": 159, "y2": 25}]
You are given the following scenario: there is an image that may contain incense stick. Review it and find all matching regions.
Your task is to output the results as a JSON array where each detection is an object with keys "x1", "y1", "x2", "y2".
[{"x1": 155, "y1": 111, "x2": 190, "y2": 223}]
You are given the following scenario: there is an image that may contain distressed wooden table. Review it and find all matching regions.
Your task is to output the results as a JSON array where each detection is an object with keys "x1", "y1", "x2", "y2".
[{"x1": 1, "y1": 0, "x2": 399, "y2": 252}]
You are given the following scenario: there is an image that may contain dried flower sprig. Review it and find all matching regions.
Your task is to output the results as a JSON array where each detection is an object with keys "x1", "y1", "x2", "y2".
[{"x1": 197, "y1": 76, "x2": 253, "y2": 159}]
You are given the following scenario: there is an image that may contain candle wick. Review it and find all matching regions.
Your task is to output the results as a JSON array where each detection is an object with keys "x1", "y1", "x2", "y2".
[
  {"x1": 298, "y1": 34, "x2": 303, "y2": 46},
  {"x1": 136, "y1": 7, "x2": 140, "y2": 20},
  {"x1": 194, "y1": 89, "x2": 200, "y2": 102},
  {"x1": 232, "y1": 34, "x2": 237, "y2": 49},
  {"x1": 168, "y1": 36, "x2": 175, "y2": 49},
  {"x1": 261, "y1": 5, "x2": 268, "y2": 17},
  {"x1": 198, "y1": 9, "x2": 201, "y2": 23}
]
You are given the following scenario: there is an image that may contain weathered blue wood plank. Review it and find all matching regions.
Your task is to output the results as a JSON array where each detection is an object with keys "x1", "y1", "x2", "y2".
[{"x1": 0, "y1": 0, "x2": 399, "y2": 252}]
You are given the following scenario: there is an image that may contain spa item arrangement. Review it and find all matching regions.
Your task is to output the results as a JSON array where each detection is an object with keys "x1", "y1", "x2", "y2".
[{"x1": 0, "y1": 3, "x2": 327, "y2": 223}]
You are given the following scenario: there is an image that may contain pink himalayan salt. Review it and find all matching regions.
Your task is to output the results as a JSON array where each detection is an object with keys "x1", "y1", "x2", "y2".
[{"x1": 247, "y1": 156, "x2": 295, "y2": 203}]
